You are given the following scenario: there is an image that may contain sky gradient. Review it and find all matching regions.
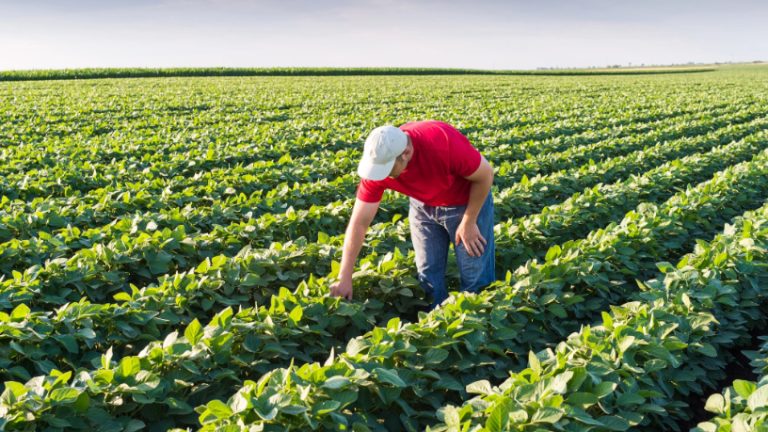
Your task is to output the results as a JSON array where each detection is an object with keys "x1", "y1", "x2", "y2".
[{"x1": 1, "y1": 0, "x2": 766, "y2": 70}]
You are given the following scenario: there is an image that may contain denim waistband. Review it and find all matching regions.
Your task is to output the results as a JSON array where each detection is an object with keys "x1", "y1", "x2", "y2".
[{"x1": 409, "y1": 197, "x2": 468, "y2": 210}]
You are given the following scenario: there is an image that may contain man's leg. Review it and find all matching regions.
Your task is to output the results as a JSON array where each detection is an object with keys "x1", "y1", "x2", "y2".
[
  {"x1": 447, "y1": 192, "x2": 496, "y2": 293},
  {"x1": 409, "y1": 198, "x2": 451, "y2": 308}
]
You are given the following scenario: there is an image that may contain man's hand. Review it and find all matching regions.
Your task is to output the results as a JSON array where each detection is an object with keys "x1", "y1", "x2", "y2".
[
  {"x1": 455, "y1": 219, "x2": 487, "y2": 257},
  {"x1": 330, "y1": 278, "x2": 353, "y2": 300},
  {"x1": 328, "y1": 199, "x2": 379, "y2": 302}
]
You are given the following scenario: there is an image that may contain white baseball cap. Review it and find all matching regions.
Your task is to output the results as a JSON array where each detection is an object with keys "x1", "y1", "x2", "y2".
[{"x1": 357, "y1": 125, "x2": 408, "y2": 181}]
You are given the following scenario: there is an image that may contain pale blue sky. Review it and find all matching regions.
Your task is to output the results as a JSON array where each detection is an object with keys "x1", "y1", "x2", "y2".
[{"x1": 1, "y1": 0, "x2": 766, "y2": 70}]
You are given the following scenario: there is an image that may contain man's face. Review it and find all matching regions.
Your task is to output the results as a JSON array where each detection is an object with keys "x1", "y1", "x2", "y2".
[
  {"x1": 388, "y1": 140, "x2": 412, "y2": 178},
  {"x1": 389, "y1": 157, "x2": 407, "y2": 178}
]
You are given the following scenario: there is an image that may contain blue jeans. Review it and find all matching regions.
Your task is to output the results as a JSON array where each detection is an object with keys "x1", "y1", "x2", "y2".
[{"x1": 409, "y1": 192, "x2": 496, "y2": 309}]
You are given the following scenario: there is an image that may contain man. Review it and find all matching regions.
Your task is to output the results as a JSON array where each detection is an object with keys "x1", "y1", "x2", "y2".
[{"x1": 329, "y1": 120, "x2": 495, "y2": 309}]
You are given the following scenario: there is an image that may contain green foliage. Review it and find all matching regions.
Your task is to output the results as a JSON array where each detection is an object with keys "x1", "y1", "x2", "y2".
[{"x1": 2, "y1": 69, "x2": 768, "y2": 431}]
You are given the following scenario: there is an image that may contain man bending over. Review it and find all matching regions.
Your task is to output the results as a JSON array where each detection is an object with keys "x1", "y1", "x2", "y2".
[{"x1": 330, "y1": 121, "x2": 495, "y2": 309}]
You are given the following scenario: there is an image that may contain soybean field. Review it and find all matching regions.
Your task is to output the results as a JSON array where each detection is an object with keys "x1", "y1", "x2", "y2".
[{"x1": 2, "y1": 65, "x2": 768, "y2": 431}]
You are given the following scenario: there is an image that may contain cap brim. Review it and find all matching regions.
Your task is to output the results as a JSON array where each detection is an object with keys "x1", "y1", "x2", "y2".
[{"x1": 357, "y1": 157, "x2": 395, "y2": 181}]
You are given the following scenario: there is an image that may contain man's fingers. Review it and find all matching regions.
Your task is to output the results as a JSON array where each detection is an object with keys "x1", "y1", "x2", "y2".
[
  {"x1": 461, "y1": 236, "x2": 475, "y2": 256},
  {"x1": 475, "y1": 241, "x2": 484, "y2": 256},
  {"x1": 468, "y1": 241, "x2": 478, "y2": 257},
  {"x1": 475, "y1": 241, "x2": 485, "y2": 255},
  {"x1": 457, "y1": 230, "x2": 488, "y2": 256}
]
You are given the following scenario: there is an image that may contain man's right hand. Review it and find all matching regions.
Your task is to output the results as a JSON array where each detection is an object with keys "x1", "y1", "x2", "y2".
[
  {"x1": 329, "y1": 199, "x2": 379, "y2": 302},
  {"x1": 330, "y1": 278, "x2": 353, "y2": 300}
]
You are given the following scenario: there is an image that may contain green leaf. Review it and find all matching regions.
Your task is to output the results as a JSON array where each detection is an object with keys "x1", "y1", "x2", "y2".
[
  {"x1": 322, "y1": 376, "x2": 351, "y2": 390},
  {"x1": 101, "y1": 347, "x2": 114, "y2": 369},
  {"x1": 3, "y1": 381, "x2": 27, "y2": 399},
  {"x1": 547, "y1": 303, "x2": 567, "y2": 319},
  {"x1": 601, "y1": 311, "x2": 613, "y2": 329},
  {"x1": 531, "y1": 407, "x2": 563, "y2": 423},
  {"x1": 713, "y1": 251, "x2": 728, "y2": 266},
  {"x1": 442, "y1": 405, "x2": 461, "y2": 427},
  {"x1": 124, "y1": 420, "x2": 145, "y2": 432},
  {"x1": 49, "y1": 388, "x2": 81, "y2": 404},
  {"x1": 510, "y1": 409, "x2": 528, "y2": 422},
  {"x1": 550, "y1": 371, "x2": 573, "y2": 394},
  {"x1": 184, "y1": 319, "x2": 203, "y2": 345},
  {"x1": 600, "y1": 415, "x2": 631, "y2": 431},
  {"x1": 317, "y1": 231, "x2": 330, "y2": 244},
  {"x1": 733, "y1": 380, "x2": 757, "y2": 399},
  {"x1": 466, "y1": 380, "x2": 493, "y2": 395},
  {"x1": 373, "y1": 368, "x2": 406, "y2": 388},
  {"x1": 116, "y1": 357, "x2": 141, "y2": 380},
  {"x1": 566, "y1": 392, "x2": 598, "y2": 408},
  {"x1": 313, "y1": 400, "x2": 341, "y2": 415},
  {"x1": 695, "y1": 424, "x2": 717, "y2": 432},
  {"x1": 113, "y1": 292, "x2": 132, "y2": 302},
  {"x1": 289, "y1": 306, "x2": 303, "y2": 324},
  {"x1": 10, "y1": 304, "x2": 30, "y2": 321},
  {"x1": 424, "y1": 348, "x2": 449, "y2": 365},
  {"x1": 228, "y1": 393, "x2": 249, "y2": 414},
  {"x1": 545, "y1": 245, "x2": 561, "y2": 261},
  {"x1": 77, "y1": 328, "x2": 97, "y2": 339},
  {"x1": 206, "y1": 399, "x2": 233, "y2": 419},
  {"x1": 594, "y1": 381, "x2": 618, "y2": 398},
  {"x1": 618, "y1": 336, "x2": 635, "y2": 353},
  {"x1": 528, "y1": 351, "x2": 541, "y2": 375},
  {"x1": 616, "y1": 392, "x2": 645, "y2": 406},
  {"x1": 747, "y1": 384, "x2": 768, "y2": 412},
  {"x1": 74, "y1": 392, "x2": 90, "y2": 412},
  {"x1": 196, "y1": 258, "x2": 211, "y2": 274},
  {"x1": 704, "y1": 393, "x2": 725, "y2": 414},
  {"x1": 697, "y1": 343, "x2": 718, "y2": 357},
  {"x1": 655, "y1": 261, "x2": 675, "y2": 274},
  {"x1": 346, "y1": 338, "x2": 367, "y2": 356},
  {"x1": 486, "y1": 399, "x2": 514, "y2": 431},
  {"x1": 55, "y1": 335, "x2": 79, "y2": 354}
]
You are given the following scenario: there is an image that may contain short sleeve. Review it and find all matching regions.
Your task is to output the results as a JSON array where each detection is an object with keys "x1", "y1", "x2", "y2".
[
  {"x1": 356, "y1": 179, "x2": 387, "y2": 203},
  {"x1": 446, "y1": 125, "x2": 482, "y2": 177}
]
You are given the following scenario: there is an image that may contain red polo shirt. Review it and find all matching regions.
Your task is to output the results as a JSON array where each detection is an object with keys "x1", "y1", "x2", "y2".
[{"x1": 356, "y1": 120, "x2": 482, "y2": 206}]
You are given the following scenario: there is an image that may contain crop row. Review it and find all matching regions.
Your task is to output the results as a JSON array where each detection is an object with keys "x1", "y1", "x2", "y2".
[
  {"x1": 3, "y1": 114, "x2": 766, "y2": 301},
  {"x1": 692, "y1": 338, "x2": 768, "y2": 431},
  {"x1": 0, "y1": 83, "x2": 735, "y2": 180},
  {"x1": 2, "y1": 144, "x2": 768, "y2": 430},
  {"x1": 1, "y1": 131, "x2": 765, "y2": 384},
  {"x1": 3, "y1": 128, "x2": 766, "y2": 328},
  {"x1": 1, "y1": 101, "x2": 758, "y2": 245},
  {"x1": 186, "y1": 146, "x2": 768, "y2": 431},
  {"x1": 463, "y1": 102, "x2": 731, "y2": 160},
  {"x1": 424, "y1": 201, "x2": 768, "y2": 431},
  {"x1": 0, "y1": 99, "x2": 675, "y2": 202},
  {"x1": 1, "y1": 108, "x2": 762, "y2": 292},
  {"x1": 1, "y1": 100, "x2": 728, "y2": 256}
]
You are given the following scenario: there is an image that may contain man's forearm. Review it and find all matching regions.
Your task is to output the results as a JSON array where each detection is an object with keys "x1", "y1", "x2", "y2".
[
  {"x1": 338, "y1": 222, "x2": 367, "y2": 281},
  {"x1": 462, "y1": 177, "x2": 493, "y2": 223}
]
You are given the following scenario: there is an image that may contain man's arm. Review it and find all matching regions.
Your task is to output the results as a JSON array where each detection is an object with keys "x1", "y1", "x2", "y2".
[
  {"x1": 329, "y1": 198, "x2": 380, "y2": 299},
  {"x1": 456, "y1": 156, "x2": 494, "y2": 257}
]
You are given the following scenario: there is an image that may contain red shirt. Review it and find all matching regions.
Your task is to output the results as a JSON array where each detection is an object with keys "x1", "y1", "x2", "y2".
[{"x1": 356, "y1": 120, "x2": 482, "y2": 206}]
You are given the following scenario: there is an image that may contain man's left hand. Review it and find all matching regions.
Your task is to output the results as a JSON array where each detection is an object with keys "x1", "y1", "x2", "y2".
[{"x1": 455, "y1": 219, "x2": 487, "y2": 257}]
